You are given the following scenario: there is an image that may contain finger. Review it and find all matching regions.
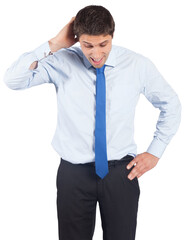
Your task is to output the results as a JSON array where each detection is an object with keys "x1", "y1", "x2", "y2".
[
  {"x1": 128, "y1": 168, "x2": 138, "y2": 180},
  {"x1": 70, "y1": 16, "x2": 76, "y2": 22},
  {"x1": 128, "y1": 164, "x2": 146, "y2": 180},
  {"x1": 126, "y1": 158, "x2": 138, "y2": 170}
]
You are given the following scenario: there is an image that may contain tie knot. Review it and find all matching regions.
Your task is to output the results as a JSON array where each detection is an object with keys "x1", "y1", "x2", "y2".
[{"x1": 96, "y1": 65, "x2": 106, "y2": 74}]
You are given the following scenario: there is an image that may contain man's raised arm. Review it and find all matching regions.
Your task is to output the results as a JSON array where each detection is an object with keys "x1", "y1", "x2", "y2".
[{"x1": 3, "y1": 17, "x2": 78, "y2": 90}]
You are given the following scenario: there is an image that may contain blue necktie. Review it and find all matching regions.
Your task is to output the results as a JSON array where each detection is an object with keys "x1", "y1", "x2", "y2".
[{"x1": 95, "y1": 65, "x2": 109, "y2": 179}]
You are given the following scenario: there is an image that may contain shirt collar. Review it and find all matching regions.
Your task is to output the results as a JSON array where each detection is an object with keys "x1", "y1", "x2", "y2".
[{"x1": 82, "y1": 45, "x2": 116, "y2": 69}]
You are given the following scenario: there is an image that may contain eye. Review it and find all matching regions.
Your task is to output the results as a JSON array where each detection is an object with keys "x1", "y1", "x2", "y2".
[
  {"x1": 100, "y1": 44, "x2": 107, "y2": 47},
  {"x1": 85, "y1": 45, "x2": 93, "y2": 48}
]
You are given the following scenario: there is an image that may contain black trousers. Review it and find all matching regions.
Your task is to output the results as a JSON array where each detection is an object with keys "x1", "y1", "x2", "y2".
[{"x1": 56, "y1": 155, "x2": 140, "y2": 240}]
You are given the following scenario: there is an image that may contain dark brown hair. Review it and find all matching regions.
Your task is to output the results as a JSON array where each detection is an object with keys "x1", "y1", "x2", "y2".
[{"x1": 73, "y1": 5, "x2": 115, "y2": 39}]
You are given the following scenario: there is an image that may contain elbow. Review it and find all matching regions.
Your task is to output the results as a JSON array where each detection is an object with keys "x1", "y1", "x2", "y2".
[
  {"x1": 175, "y1": 94, "x2": 182, "y2": 115},
  {"x1": 3, "y1": 73, "x2": 16, "y2": 90},
  {"x1": 171, "y1": 94, "x2": 182, "y2": 129},
  {"x1": 3, "y1": 72, "x2": 28, "y2": 90},
  {"x1": 3, "y1": 77, "x2": 19, "y2": 90},
  {"x1": 177, "y1": 96, "x2": 182, "y2": 120}
]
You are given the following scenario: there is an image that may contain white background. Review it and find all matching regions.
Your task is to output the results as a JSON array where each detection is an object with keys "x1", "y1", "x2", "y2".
[{"x1": 0, "y1": 0, "x2": 184, "y2": 239}]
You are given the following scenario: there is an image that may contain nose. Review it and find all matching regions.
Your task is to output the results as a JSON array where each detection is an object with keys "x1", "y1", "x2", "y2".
[{"x1": 91, "y1": 47, "x2": 102, "y2": 59}]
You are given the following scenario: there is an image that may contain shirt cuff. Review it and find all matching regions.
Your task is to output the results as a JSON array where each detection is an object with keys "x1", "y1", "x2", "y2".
[
  {"x1": 146, "y1": 137, "x2": 168, "y2": 158},
  {"x1": 33, "y1": 41, "x2": 52, "y2": 60}
]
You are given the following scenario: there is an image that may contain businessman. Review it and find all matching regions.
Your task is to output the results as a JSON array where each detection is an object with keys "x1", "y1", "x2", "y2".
[{"x1": 4, "y1": 5, "x2": 181, "y2": 240}]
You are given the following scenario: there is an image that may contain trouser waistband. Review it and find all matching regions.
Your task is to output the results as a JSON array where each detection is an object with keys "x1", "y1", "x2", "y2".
[{"x1": 61, "y1": 155, "x2": 134, "y2": 167}]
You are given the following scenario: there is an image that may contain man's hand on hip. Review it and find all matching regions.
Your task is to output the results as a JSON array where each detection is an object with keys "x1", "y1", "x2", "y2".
[{"x1": 126, "y1": 152, "x2": 159, "y2": 180}]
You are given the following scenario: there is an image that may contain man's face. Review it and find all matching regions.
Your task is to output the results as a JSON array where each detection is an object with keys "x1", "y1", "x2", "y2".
[{"x1": 79, "y1": 34, "x2": 113, "y2": 69}]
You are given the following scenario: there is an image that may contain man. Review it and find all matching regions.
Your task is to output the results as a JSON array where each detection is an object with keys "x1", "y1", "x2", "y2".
[{"x1": 3, "y1": 5, "x2": 181, "y2": 240}]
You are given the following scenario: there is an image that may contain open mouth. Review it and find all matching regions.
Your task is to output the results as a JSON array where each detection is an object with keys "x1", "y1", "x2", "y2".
[{"x1": 90, "y1": 57, "x2": 103, "y2": 65}]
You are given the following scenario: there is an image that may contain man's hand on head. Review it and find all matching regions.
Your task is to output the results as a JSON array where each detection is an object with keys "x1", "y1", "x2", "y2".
[
  {"x1": 49, "y1": 17, "x2": 78, "y2": 52},
  {"x1": 126, "y1": 152, "x2": 159, "y2": 180}
]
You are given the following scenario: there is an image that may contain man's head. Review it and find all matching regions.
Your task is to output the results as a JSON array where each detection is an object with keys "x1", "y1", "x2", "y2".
[{"x1": 73, "y1": 5, "x2": 115, "y2": 68}]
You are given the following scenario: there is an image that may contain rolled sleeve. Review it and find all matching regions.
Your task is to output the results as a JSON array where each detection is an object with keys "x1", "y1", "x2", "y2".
[
  {"x1": 33, "y1": 41, "x2": 52, "y2": 60},
  {"x1": 3, "y1": 41, "x2": 54, "y2": 90}
]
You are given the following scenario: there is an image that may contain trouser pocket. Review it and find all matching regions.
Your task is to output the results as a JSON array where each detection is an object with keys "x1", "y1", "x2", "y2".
[{"x1": 119, "y1": 161, "x2": 140, "y2": 196}]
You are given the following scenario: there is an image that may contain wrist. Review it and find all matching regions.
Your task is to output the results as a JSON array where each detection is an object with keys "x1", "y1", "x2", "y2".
[{"x1": 48, "y1": 37, "x2": 64, "y2": 52}]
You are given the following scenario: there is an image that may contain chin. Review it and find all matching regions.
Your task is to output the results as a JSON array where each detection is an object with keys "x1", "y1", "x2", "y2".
[{"x1": 95, "y1": 65, "x2": 104, "y2": 69}]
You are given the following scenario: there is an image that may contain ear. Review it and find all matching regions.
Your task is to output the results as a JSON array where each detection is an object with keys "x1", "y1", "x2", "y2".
[{"x1": 74, "y1": 35, "x2": 79, "y2": 42}]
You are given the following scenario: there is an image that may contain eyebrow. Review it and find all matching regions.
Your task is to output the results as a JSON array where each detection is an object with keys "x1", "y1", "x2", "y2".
[{"x1": 83, "y1": 40, "x2": 109, "y2": 45}]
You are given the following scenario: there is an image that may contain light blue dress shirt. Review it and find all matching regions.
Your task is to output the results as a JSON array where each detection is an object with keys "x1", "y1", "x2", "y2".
[{"x1": 3, "y1": 41, "x2": 181, "y2": 164}]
